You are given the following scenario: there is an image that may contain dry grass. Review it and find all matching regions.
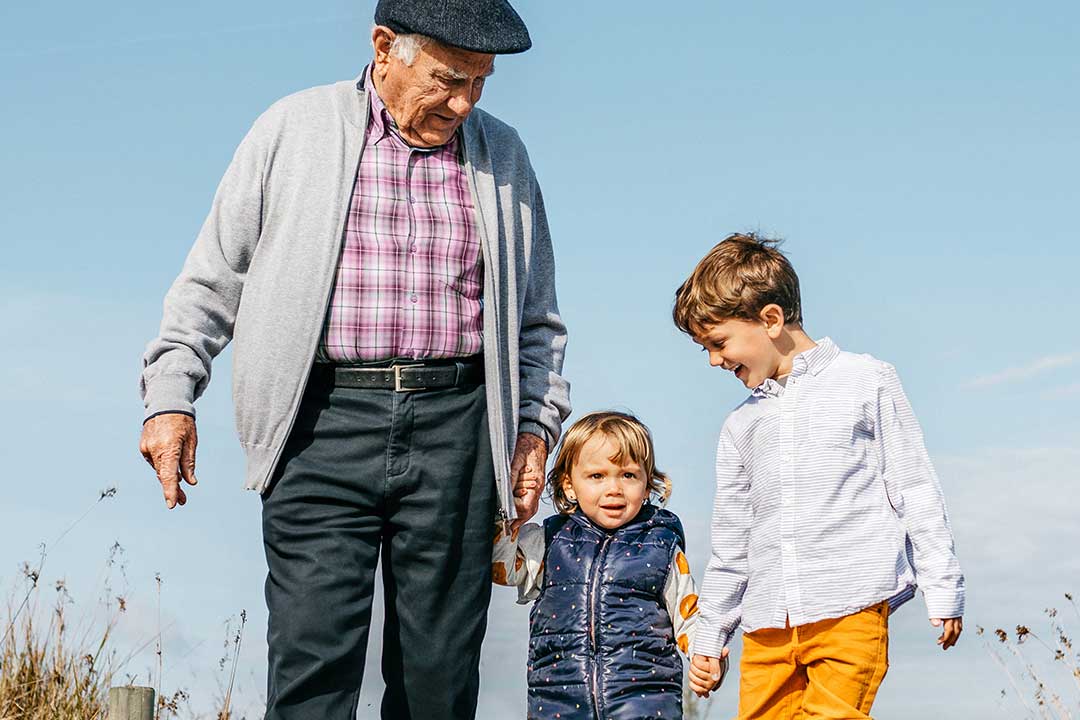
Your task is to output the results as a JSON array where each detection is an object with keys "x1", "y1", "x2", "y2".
[
  {"x1": 0, "y1": 488, "x2": 255, "y2": 720},
  {"x1": 1, "y1": 489, "x2": 121, "y2": 720},
  {"x1": 0, "y1": 571, "x2": 117, "y2": 719},
  {"x1": 0, "y1": 577, "x2": 252, "y2": 720},
  {"x1": 978, "y1": 592, "x2": 1080, "y2": 720}
]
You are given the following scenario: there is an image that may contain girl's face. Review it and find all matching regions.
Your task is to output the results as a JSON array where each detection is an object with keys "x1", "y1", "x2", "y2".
[{"x1": 562, "y1": 434, "x2": 649, "y2": 530}]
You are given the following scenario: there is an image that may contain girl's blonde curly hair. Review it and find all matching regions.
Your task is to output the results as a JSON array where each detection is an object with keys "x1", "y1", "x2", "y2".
[{"x1": 547, "y1": 411, "x2": 672, "y2": 514}]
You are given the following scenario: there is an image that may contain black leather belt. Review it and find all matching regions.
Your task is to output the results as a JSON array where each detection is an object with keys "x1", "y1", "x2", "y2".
[{"x1": 313, "y1": 357, "x2": 484, "y2": 392}]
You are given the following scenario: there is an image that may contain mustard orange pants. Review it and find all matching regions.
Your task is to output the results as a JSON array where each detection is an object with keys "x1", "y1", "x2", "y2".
[{"x1": 736, "y1": 602, "x2": 889, "y2": 720}]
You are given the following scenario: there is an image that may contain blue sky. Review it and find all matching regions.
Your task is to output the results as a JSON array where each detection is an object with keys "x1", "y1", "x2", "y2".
[{"x1": 2, "y1": 1, "x2": 1078, "y2": 717}]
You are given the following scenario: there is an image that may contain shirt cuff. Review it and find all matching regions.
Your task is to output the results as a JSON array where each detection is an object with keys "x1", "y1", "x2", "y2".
[
  {"x1": 923, "y1": 587, "x2": 965, "y2": 619},
  {"x1": 689, "y1": 624, "x2": 732, "y2": 658}
]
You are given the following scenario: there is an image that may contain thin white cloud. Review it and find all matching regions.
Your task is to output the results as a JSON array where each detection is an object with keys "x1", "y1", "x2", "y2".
[{"x1": 966, "y1": 353, "x2": 1080, "y2": 388}]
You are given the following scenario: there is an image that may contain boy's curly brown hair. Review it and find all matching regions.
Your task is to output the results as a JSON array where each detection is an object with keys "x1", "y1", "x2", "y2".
[{"x1": 672, "y1": 232, "x2": 803, "y2": 336}]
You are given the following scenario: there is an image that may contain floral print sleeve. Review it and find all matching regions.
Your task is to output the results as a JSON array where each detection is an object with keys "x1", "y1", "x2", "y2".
[
  {"x1": 662, "y1": 549, "x2": 700, "y2": 657},
  {"x1": 492, "y1": 522, "x2": 547, "y2": 604}
]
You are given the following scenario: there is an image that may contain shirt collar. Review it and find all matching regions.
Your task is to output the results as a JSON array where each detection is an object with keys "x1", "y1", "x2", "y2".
[
  {"x1": 752, "y1": 378, "x2": 784, "y2": 399},
  {"x1": 751, "y1": 337, "x2": 839, "y2": 398},
  {"x1": 363, "y1": 65, "x2": 393, "y2": 145},
  {"x1": 363, "y1": 63, "x2": 457, "y2": 153},
  {"x1": 792, "y1": 337, "x2": 840, "y2": 377}
]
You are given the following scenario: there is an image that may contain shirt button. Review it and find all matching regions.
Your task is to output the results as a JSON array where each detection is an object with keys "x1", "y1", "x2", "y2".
[
  {"x1": 409, "y1": 244, "x2": 417, "y2": 253},
  {"x1": 410, "y1": 294, "x2": 418, "y2": 303}
]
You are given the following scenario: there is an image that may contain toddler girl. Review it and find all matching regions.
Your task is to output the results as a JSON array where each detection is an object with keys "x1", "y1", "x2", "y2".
[{"x1": 494, "y1": 411, "x2": 718, "y2": 719}]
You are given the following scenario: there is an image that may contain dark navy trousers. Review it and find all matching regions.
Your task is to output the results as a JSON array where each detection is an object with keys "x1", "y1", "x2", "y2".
[{"x1": 261, "y1": 373, "x2": 496, "y2": 720}]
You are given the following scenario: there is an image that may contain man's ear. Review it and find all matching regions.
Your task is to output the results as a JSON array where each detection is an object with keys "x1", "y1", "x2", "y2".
[
  {"x1": 371, "y1": 26, "x2": 396, "y2": 69},
  {"x1": 759, "y1": 304, "x2": 786, "y2": 339}
]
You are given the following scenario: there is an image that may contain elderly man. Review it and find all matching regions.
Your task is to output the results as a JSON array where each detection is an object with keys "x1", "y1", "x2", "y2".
[{"x1": 138, "y1": 1, "x2": 570, "y2": 717}]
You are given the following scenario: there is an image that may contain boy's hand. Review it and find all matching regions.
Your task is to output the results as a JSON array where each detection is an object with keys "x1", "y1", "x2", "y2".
[
  {"x1": 689, "y1": 650, "x2": 729, "y2": 697},
  {"x1": 931, "y1": 617, "x2": 963, "y2": 650}
]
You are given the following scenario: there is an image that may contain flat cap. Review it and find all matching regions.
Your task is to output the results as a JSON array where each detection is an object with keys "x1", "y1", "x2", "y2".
[{"x1": 375, "y1": 0, "x2": 532, "y2": 55}]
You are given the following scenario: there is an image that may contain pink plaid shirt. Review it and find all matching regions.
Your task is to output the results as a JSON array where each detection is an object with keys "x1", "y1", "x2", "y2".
[{"x1": 317, "y1": 67, "x2": 483, "y2": 362}]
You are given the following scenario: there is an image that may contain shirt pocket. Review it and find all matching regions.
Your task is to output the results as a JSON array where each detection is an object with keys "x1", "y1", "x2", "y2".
[{"x1": 811, "y1": 402, "x2": 861, "y2": 449}]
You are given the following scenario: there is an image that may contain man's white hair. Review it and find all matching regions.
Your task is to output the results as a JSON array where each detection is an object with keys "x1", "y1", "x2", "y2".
[
  {"x1": 382, "y1": 30, "x2": 491, "y2": 80},
  {"x1": 389, "y1": 33, "x2": 430, "y2": 66}
]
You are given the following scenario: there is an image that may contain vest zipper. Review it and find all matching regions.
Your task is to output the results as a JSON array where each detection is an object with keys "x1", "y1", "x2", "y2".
[{"x1": 588, "y1": 534, "x2": 613, "y2": 719}]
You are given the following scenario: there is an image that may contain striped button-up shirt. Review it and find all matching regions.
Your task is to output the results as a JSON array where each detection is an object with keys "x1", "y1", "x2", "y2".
[
  {"x1": 693, "y1": 338, "x2": 965, "y2": 657},
  {"x1": 318, "y1": 66, "x2": 483, "y2": 362}
]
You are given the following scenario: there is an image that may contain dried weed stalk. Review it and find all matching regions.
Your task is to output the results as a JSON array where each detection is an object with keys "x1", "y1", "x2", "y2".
[{"x1": 978, "y1": 591, "x2": 1080, "y2": 720}]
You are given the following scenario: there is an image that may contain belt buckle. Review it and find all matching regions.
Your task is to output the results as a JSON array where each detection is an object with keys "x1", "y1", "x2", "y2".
[{"x1": 392, "y1": 363, "x2": 425, "y2": 393}]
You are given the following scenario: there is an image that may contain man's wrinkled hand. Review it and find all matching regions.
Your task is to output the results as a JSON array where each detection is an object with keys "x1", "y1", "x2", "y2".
[
  {"x1": 140, "y1": 413, "x2": 199, "y2": 509},
  {"x1": 510, "y1": 432, "x2": 547, "y2": 530},
  {"x1": 689, "y1": 650, "x2": 729, "y2": 697}
]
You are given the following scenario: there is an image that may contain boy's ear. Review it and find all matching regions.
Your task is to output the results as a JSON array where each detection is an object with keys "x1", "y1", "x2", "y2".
[{"x1": 759, "y1": 304, "x2": 786, "y2": 338}]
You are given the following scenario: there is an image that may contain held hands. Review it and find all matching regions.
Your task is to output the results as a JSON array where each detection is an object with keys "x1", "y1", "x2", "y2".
[
  {"x1": 510, "y1": 432, "x2": 547, "y2": 530},
  {"x1": 932, "y1": 617, "x2": 963, "y2": 650},
  {"x1": 139, "y1": 413, "x2": 199, "y2": 509},
  {"x1": 689, "y1": 649, "x2": 729, "y2": 698}
]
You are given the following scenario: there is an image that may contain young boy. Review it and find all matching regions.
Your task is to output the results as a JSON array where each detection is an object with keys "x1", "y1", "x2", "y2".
[{"x1": 673, "y1": 234, "x2": 964, "y2": 718}]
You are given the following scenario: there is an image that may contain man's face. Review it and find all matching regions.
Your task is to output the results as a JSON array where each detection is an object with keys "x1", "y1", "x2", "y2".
[
  {"x1": 373, "y1": 29, "x2": 495, "y2": 148},
  {"x1": 692, "y1": 316, "x2": 783, "y2": 389}
]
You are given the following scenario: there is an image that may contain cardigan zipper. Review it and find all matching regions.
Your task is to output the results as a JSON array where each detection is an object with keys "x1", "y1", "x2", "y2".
[
  {"x1": 260, "y1": 92, "x2": 370, "y2": 492},
  {"x1": 461, "y1": 140, "x2": 514, "y2": 522}
]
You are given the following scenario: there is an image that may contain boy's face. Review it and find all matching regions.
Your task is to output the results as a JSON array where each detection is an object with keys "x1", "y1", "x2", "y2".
[
  {"x1": 562, "y1": 434, "x2": 649, "y2": 530},
  {"x1": 692, "y1": 314, "x2": 785, "y2": 389}
]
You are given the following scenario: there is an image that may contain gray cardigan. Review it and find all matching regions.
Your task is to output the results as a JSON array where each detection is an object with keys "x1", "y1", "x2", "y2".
[{"x1": 140, "y1": 75, "x2": 571, "y2": 521}]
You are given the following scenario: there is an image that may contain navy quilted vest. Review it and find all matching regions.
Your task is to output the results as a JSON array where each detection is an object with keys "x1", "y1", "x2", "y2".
[{"x1": 527, "y1": 504, "x2": 685, "y2": 720}]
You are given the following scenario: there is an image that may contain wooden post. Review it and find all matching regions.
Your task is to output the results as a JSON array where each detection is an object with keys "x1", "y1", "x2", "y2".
[{"x1": 108, "y1": 686, "x2": 155, "y2": 720}]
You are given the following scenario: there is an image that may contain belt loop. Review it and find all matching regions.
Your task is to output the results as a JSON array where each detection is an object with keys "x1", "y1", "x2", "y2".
[{"x1": 454, "y1": 361, "x2": 464, "y2": 386}]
